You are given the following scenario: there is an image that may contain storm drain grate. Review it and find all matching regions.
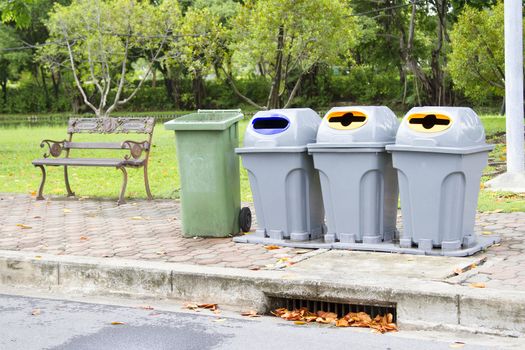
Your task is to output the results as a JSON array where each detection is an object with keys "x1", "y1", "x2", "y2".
[{"x1": 267, "y1": 296, "x2": 397, "y2": 322}]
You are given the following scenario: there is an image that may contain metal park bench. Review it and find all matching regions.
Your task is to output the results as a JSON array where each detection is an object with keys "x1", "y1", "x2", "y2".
[{"x1": 32, "y1": 117, "x2": 155, "y2": 205}]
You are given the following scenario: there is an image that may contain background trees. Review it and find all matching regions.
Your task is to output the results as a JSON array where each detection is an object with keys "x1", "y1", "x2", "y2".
[
  {"x1": 449, "y1": 1, "x2": 506, "y2": 107},
  {"x1": 0, "y1": 0, "x2": 514, "y2": 115}
]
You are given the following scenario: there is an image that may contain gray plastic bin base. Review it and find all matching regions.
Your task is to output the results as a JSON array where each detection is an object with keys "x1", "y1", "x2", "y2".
[
  {"x1": 233, "y1": 234, "x2": 500, "y2": 257},
  {"x1": 236, "y1": 148, "x2": 325, "y2": 242},
  {"x1": 308, "y1": 146, "x2": 398, "y2": 244}
]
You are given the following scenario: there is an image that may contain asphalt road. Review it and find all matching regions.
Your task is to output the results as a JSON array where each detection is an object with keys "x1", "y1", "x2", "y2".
[{"x1": 0, "y1": 293, "x2": 521, "y2": 350}]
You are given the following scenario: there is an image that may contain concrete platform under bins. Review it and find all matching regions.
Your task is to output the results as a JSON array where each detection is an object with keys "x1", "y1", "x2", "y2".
[{"x1": 233, "y1": 234, "x2": 501, "y2": 257}]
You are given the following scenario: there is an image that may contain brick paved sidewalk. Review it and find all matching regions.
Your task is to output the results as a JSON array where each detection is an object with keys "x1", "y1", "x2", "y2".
[
  {"x1": 0, "y1": 194, "x2": 309, "y2": 270},
  {"x1": 0, "y1": 193, "x2": 524, "y2": 289}
]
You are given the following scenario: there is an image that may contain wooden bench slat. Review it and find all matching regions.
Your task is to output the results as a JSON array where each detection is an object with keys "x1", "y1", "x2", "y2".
[{"x1": 32, "y1": 158, "x2": 145, "y2": 167}]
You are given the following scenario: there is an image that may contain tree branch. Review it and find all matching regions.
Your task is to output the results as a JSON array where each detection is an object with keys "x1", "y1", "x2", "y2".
[
  {"x1": 283, "y1": 73, "x2": 303, "y2": 108},
  {"x1": 104, "y1": 34, "x2": 130, "y2": 116},
  {"x1": 114, "y1": 33, "x2": 169, "y2": 107},
  {"x1": 222, "y1": 66, "x2": 266, "y2": 110},
  {"x1": 62, "y1": 25, "x2": 99, "y2": 115}
]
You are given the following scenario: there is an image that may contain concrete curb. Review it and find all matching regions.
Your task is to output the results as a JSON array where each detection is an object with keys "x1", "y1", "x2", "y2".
[{"x1": 0, "y1": 250, "x2": 524, "y2": 337}]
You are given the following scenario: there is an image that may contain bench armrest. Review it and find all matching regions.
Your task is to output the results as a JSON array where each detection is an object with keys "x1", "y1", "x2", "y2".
[
  {"x1": 121, "y1": 140, "x2": 150, "y2": 160},
  {"x1": 40, "y1": 139, "x2": 67, "y2": 158}
]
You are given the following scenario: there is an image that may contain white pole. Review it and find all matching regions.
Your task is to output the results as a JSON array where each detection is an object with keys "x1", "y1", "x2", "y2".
[{"x1": 504, "y1": 0, "x2": 525, "y2": 173}]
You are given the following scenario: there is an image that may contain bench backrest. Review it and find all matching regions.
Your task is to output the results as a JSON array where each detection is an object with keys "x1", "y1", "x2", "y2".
[
  {"x1": 67, "y1": 117, "x2": 155, "y2": 135},
  {"x1": 63, "y1": 117, "x2": 155, "y2": 162}
]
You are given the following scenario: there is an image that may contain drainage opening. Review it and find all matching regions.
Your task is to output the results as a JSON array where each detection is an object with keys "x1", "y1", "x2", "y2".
[
  {"x1": 329, "y1": 112, "x2": 366, "y2": 127},
  {"x1": 409, "y1": 114, "x2": 450, "y2": 130},
  {"x1": 267, "y1": 296, "x2": 397, "y2": 322}
]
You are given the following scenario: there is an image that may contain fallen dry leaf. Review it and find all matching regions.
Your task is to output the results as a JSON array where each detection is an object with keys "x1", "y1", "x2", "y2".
[
  {"x1": 34, "y1": 256, "x2": 42, "y2": 260},
  {"x1": 249, "y1": 267, "x2": 260, "y2": 271},
  {"x1": 197, "y1": 303, "x2": 218, "y2": 311},
  {"x1": 16, "y1": 224, "x2": 32, "y2": 229},
  {"x1": 111, "y1": 321, "x2": 125, "y2": 325},
  {"x1": 481, "y1": 231, "x2": 493, "y2": 236},
  {"x1": 184, "y1": 302, "x2": 219, "y2": 312},
  {"x1": 30, "y1": 191, "x2": 37, "y2": 196},
  {"x1": 183, "y1": 302, "x2": 199, "y2": 310},
  {"x1": 31, "y1": 309, "x2": 41, "y2": 316},
  {"x1": 294, "y1": 321, "x2": 306, "y2": 325},
  {"x1": 264, "y1": 245, "x2": 280, "y2": 250},
  {"x1": 336, "y1": 319, "x2": 350, "y2": 327},
  {"x1": 79, "y1": 236, "x2": 89, "y2": 241},
  {"x1": 63, "y1": 209, "x2": 71, "y2": 213},
  {"x1": 130, "y1": 216, "x2": 145, "y2": 220},
  {"x1": 469, "y1": 282, "x2": 486, "y2": 288},
  {"x1": 450, "y1": 341, "x2": 465, "y2": 348},
  {"x1": 241, "y1": 310, "x2": 260, "y2": 317}
]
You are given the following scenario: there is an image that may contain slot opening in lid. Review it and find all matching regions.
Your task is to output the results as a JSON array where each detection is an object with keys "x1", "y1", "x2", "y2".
[
  {"x1": 252, "y1": 115, "x2": 290, "y2": 135},
  {"x1": 327, "y1": 111, "x2": 367, "y2": 130},
  {"x1": 408, "y1": 113, "x2": 451, "y2": 133}
]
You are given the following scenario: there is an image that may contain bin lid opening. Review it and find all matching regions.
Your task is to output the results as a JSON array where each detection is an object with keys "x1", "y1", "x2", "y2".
[
  {"x1": 327, "y1": 111, "x2": 367, "y2": 130},
  {"x1": 252, "y1": 114, "x2": 290, "y2": 135},
  {"x1": 408, "y1": 113, "x2": 451, "y2": 132}
]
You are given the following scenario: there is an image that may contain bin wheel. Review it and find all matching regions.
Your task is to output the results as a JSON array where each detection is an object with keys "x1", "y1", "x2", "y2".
[{"x1": 239, "y1": 207, "x2": 252, "y2": 233}]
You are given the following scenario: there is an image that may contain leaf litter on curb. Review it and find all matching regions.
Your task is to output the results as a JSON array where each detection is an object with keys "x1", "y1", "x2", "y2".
[
  {"x1": 264, "y1": 245, "x2": 280, "y2": 250},
  {"x1": 241, "y1": 310, "x2": 260, "y2": 317},
  {"x1": 111, "y1": 321, "x2": 125, "y2": 325},
  {"x1": 183, "y1": 302, "x2": 219, "y2": 312},
  {"x1": 271, "y1": 307, "x2": 397, "y2": 333},
  {"x1": 16, "y1": 224, "x2": 32, "y2": 229}
]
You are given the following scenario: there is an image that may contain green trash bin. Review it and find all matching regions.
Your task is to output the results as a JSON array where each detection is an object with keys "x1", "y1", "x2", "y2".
[{"x1": 164, "y1": 109, "x2": 251, "y2": 237}]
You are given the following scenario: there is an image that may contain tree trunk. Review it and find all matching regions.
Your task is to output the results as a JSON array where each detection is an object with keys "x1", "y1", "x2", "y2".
[
  {"x1": 193, "y1": 71, "x2": 206, "y2": 109},
  {"x1": 40, "y1": 66, "x2": 51, "y2": 109},
  {"x1": 159, "y1": 65, "x2": 180, "y2": 109},
  {"x1": 50, "y1": 69, "x2": 60, "y2": 100},
  {"x1": 267, "y1": 25, "x2": 285, "y2": 109},
  {"x1": 0, "y1": 79, "x2": 7, "y2": 104},
  {"x1": 152, "y1": 68, "x2": 156, "y2": 88}
]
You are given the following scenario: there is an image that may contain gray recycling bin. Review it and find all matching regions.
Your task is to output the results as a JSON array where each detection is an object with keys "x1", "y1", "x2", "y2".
[
  {"x1": 307, "y1": 106, "x2": 399, "y2": 244},
  {"x1": 236, "y1": 108, "x2": 324, "y2": 241},
  {"x1": 386, "y1": 107, "x2": 494, "y2": 252}
]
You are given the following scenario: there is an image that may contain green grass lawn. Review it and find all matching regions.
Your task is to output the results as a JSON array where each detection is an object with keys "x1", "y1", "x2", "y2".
[{"x1": 0, "y1": 114, "x2": 523, "y2": 212}]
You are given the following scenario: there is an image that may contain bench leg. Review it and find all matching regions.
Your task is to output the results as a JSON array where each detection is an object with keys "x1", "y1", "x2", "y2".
[
  {"x1": 64, "y1": 166, "x2": 75, "y2": 197},
  {"x1": 143, "y1": 163, "x2": 153, "y2": 200},
  {"x1": 35, "y1": 165, "x2": 46, "y2": 200},
  {"x1": 117, "y1": 166, "x2": 128, "y2": 206}
]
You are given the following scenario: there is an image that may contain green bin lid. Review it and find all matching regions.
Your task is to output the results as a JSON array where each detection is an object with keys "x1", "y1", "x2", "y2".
[{"x1": 164, "y1": 109, "x2": 243, "y2": 131}]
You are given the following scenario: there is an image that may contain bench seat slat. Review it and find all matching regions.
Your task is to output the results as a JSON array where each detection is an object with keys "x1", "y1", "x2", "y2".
[{"x1": 32, "y1": 158, "x2": 144, "y2": 167}]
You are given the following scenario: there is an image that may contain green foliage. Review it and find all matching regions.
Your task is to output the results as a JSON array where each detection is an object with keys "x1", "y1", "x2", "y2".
[
  {"x1": 448, "y1": 1, "x2": 506, "y2": 103},
  {"x1": 228, "y1": 0, "x2": 361, "y2": 108},
  {"x1": 0, "y1": 0, "x2": 518, "y2": 115},
  {"x1": 0, "y1": 0, "x2": 35, "y2": 28},
  {"x1": 40, "y1": 0, "x2": 182, "y2": 117}
]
